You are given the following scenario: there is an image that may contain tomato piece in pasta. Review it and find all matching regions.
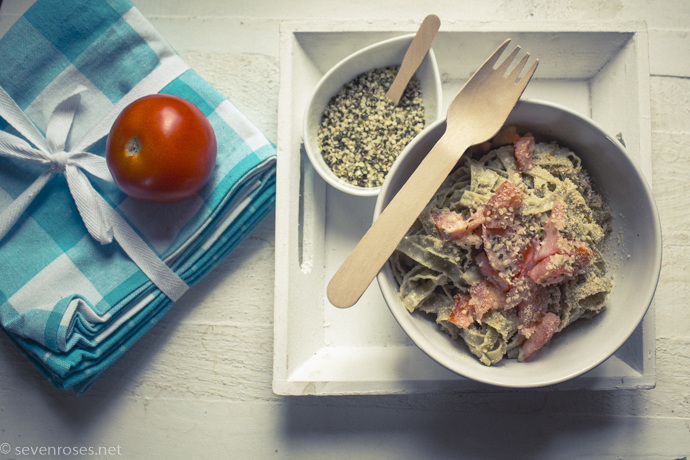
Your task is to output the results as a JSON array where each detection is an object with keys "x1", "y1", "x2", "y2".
[{"x1": 514, "y1": 133, "x2": 535, "y2": 172}]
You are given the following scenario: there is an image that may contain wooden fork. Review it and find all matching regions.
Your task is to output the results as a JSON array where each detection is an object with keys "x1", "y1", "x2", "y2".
[{"x1": 327, "y1": 39, "x2": 539, "y2": 309}]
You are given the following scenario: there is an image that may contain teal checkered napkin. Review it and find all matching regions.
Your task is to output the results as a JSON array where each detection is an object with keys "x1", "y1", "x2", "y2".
[{"x1": 0, "y1": 0, "x2": 276, "y2": 394}]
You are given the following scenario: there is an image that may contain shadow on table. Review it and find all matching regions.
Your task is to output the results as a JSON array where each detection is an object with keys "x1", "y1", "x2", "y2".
[{"x1": 278, "y1": 389, "x2": 644, "y2": 459}]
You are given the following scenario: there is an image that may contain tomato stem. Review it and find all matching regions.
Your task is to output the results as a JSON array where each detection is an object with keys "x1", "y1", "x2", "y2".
[{"x1": 125, "y1": 137, "x2": 141, "y2": 157}]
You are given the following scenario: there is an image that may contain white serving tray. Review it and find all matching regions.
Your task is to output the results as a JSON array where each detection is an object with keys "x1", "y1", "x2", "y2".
[{"x1": 273, "y1": 20, "x2": 655, "y2": 395}]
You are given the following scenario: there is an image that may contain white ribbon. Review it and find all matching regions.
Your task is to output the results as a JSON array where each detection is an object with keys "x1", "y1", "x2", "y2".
[{"x1": 0, "y1": 59, "x2": 191, "y2": 302}]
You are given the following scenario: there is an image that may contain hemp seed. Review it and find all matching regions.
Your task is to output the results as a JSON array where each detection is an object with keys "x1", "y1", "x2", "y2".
[{"x1": 317, "y1": 66, "x2": 425, "y2": 188}]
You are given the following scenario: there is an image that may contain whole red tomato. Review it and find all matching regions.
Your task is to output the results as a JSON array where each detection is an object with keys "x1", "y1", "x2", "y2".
[{"x1": 106, "y1": 94, "x2": 217, "y2": 204}]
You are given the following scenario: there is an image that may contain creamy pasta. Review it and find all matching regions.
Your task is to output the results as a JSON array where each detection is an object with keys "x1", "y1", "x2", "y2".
[{"x1": 390, "y1": 127, "x2": 612, "y2": 365}]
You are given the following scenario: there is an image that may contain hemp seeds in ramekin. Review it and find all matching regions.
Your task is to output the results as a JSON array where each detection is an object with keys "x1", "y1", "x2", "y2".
[{"x1": 317, "y1": 66, "x2": 425, "y2": 188}]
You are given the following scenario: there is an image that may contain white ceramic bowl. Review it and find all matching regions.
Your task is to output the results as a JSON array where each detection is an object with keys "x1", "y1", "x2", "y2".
[
  {"x1": 375, "y1": 99, "x2": 662, "y2": 388},
  {"x1": 303, "y1": 34, "x2": 443, "y2": 197}
]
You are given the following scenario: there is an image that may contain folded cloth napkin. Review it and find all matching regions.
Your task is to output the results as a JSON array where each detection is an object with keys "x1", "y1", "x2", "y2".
[{"x1": 0, "y1": 0, "x2": 276, "y2": 394}]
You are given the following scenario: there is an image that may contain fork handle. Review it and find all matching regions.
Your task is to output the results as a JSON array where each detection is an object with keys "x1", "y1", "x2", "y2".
[
  {"x1": 327, "y1": 131, "x2": 469, "y2": 308},
  {"x1": 386, "y1": 15, "x2": 441, "y2": 106}
]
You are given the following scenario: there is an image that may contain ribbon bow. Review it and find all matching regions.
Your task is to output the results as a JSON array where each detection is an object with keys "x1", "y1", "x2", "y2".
[{"x1": 0, "y1": 85, "x2": 189, "y2": 302}]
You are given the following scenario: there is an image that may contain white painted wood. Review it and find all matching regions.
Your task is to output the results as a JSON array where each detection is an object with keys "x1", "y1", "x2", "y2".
[
  {"x1": 275, "y1": 22, "x2": 656, "y2": 396},
  {"x1": 1, "y1": 0, "x2": 689, "y2": 458}
]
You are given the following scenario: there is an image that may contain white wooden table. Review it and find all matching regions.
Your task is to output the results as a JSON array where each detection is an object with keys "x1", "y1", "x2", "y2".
[{"x1": 0, "y1": 0, "x2": 689, "y2": 458}]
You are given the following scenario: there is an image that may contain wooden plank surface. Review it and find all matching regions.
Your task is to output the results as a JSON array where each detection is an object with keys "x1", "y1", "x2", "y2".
[{"x1": 0, "y1": 0, "x2": 689, "y2": 457}]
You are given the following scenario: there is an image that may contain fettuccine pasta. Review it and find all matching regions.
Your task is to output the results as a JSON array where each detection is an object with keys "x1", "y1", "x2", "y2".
[{"x1": 390, "y1": 127, "x2": 612, "y2": 365}]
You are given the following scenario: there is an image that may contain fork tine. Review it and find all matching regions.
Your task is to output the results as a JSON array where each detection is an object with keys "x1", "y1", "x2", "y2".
[
  {"x1": 516, "y1": 58, "x2": 539, "y2": 90},
  {"x1": 472, "y1": 39, "x2": 512, "y2": 81},
  {"x1": 496, "y1": 45, "x2": 521, "y2": 75},
  {"x1": 485, "y1": 39, "x2": 512, "y2": 68},
  {"x1": 507, "y1": 52, "x2": 530, "y2": 83}
]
